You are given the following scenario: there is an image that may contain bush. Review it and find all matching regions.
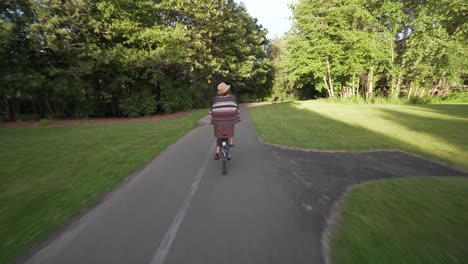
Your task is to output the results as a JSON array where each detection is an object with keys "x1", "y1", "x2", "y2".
[
  {"x1": 77, "y1": 100, "x2": 96, "y2": 118},
  {"x1": 120, "y1": 91, "x2": 157, "y2": 117},
  {"x1": 407, "y1": 96, "x2": 428, "y2": 104},
  {"x1": 313, "y1": 90, "x2": 468, "y2": 105},
  {"x1": 441, "y1": 91, "x2": 468, "y2": 103},
  {"x1": 322, "y1": 96, "x2": 404, "y2": 104},
  {"x1": 407, "y1": 91, "x2": 468, "y2": 104},
  {"x1": 160, "y1": 86, "x2": 195, "y2": 114},
  {"x1": 39, "y1": 118, "x2": 50, "y2": 126},
  {"x1": 237, "y1": 94, "x2": 255, "y2": 103}
]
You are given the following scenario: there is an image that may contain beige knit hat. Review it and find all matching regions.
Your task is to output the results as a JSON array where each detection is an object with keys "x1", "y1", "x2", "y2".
[{"x1": 217, "y1": 82, "x2": 231, "y2": 95}]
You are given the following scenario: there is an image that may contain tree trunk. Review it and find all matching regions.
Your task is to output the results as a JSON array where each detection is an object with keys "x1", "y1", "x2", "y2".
[
  {"x1": 389, "y1": 42, "x2": 396, "y2": 97},
  {"x1": 46, "y1": 99, "x2": 54, "y2": 117},
  {"x1": 367, "y1": 67, "x2": 374, "y2": 98},
  {"x1": 0, "y1": 96, "x2": 9, "y2": 120},
  {"x1": 326, "y1": 58, "x2": 334, "y2": 97},
  {"x1": 15, "y1": 99, "x2": 20, "y2": 120},
  {"x1": 357, "y1": 77, "x2": 360, "y2": 97},
  {"x1": 34, "y1": 95, "x2": 46, "y2": 118},
  {"x1": 111, "y1": 95, "x2": 118, "y2": 117},
  {"x1": 395, "y1": 76, "x2": 401, "y2": 99},
  {"x1": 420, "y1": 88, "x2": 426, "y2": 97},
  {"x1": 431, "y1": 78, "x2": 442, "y2": 96},
  {"x1": 407, "y1": 84, "x2": 412, "y2": 101},
  {"x1": 0, "y1": 97, "x2": 20, "y2": 121},
  {"x1": 322, "y1": 74, "x2": 332, "y2": 98},
  {"x1": 155, "y1": 80, "x2": 162, "y2": 112}
]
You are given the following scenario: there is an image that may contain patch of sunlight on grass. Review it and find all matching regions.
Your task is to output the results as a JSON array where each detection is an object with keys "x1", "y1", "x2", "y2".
[
  {"x1": 290, "y1": 101, "x2": 468, "y2": 168},
  {"x1": 296, "y1": 103, "x2": 458, "y2": 150}
]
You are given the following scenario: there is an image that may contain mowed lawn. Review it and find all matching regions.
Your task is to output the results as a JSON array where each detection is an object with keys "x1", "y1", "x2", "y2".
[
  {"x1": 0, "y1": 110, "x2": 206, "y2": 263},
  {"x1": 250, "y1": 101, "x2": 468, "y2": 169},
  {"x1": 330, "y1": 177, "x2": 468, "y2": 264}
]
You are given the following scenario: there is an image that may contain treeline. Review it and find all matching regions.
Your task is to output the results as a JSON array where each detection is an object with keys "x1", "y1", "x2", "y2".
[
  {"x1": 1, "y1": 0, "x2": 273, "y2": 120},
  {"x1": 269, "y1": 0, "x2": 467, "y2": 100}
]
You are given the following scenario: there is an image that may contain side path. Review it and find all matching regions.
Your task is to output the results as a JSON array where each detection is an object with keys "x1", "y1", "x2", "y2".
[{"x1": 22, "y1": 106, "x2": 467, "y2": 264}]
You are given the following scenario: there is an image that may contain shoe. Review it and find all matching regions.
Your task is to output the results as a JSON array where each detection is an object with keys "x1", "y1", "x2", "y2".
[
  {"x1": 230, "y1": 144, "x2": 235, "y2": 147},
  {"x1": 214, "y1": 153, "x2": 220, "y2": 160}
]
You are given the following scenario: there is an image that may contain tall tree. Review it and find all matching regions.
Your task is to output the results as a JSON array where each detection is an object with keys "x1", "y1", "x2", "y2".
[
  {"x1": 1, "y1": 0, "x2": 273, "y2": 119},
  {"x1": 283, "y1": 0, "x2": 466, "y2": 100}
]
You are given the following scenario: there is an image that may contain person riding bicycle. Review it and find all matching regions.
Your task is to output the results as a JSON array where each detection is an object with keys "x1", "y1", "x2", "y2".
[{"x1": 209, "y1": 82, "x2": 240, "y2": 160}]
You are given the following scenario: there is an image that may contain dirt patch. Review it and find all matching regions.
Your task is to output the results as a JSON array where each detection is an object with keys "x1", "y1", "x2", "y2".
[{"x1": 0, "y1": 111, "x2": 195, "y2": 128}]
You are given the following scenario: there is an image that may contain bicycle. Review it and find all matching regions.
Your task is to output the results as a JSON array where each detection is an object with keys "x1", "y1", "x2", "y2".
[
  {"x1": 213, "y1": 122, "x2": 234, "y2": 175},
  {"x1": 219, "y1": 132, "x2": 230, "y2": 175}
]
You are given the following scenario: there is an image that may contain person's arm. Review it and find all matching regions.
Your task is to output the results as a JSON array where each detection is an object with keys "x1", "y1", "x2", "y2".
[
  {"x1": 231, "y1": 95, "x2": 239, "y2": 111},
  {"x1": 209, "y1": 96, "x2": 218, "y2": 115}
]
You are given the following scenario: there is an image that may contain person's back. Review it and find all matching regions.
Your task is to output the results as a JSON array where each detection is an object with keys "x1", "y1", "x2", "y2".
[
  {"x1": 211, "y1": 94, "x2": 240, "y2": 124},
  {"x1": 210, "y1": 82, "x2": 240, "y2": 160}
]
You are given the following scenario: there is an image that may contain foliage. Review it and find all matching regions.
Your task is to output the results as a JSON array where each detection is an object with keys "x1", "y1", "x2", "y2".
[
  {"x1": 315, "y1": 91, "x2": 468, "y2": 105},
  {"x1": 267, "y1": 38, "x2": 296, "y2": 99},
  {"x1": 437, "y1": 91, "x2": 468, "y2": 103},
  {"x1": 119, "y1": 91, "x2": 157, "y2": 117},
  {"x1": 39, "y1": 118, "x2": 50, "y2": 126},
  {"x1": 277, "y1": 0, "x2": 467, "y2": 100},
  {"x1": 0, "y1": 0, "x2": 273, "y2": 120},
  {"x1": 407, "y1": 91, "x2": 468, "y2": 104},
  {"x1": 159, "y1": 82, "x2": 195, "y2": 114},
  {"x1": 77, "y1": 100, "x2": 96, "y2": 118}
]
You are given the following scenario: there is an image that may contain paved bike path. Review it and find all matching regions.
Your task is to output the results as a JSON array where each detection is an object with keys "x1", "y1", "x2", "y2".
[
  {"x1": 23, "y1": 108, "x2": 317, "y2": 264},
  {"x1": 23, "y1": 107, "x2": 467, "y2": 264}
]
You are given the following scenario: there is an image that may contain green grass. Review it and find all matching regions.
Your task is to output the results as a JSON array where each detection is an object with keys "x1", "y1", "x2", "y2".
[
  {"x1": 250, "y1": 101, "x2": 468, "y2": 169},
  {"x1": 330, "y1": 177, "x2": 468, "y2": 264},
  {"x1": 0, "y1": 110, "x2": 206, "y2": 263}
]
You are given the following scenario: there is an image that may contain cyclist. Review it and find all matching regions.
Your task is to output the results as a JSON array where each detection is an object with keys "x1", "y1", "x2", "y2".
[{"x1": 209, "y1": 82, "x2": 240, "y2": 160}]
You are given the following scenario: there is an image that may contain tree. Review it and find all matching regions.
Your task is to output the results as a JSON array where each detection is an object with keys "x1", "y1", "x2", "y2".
[
  {"x1": 1, "y1": 0, "x2": 273, "y2": 119},
  {"x1": 282, "y1": 0, "x2": 467, "y2": 100}
]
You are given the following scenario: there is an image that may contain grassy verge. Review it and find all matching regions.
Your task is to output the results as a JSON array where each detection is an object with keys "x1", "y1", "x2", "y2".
[
  {"x1": 250, "y1": 101, "x2": 468, "y2": 169},
  {"x1": 329, "y1": 177, "x2": 468, "y2": 264},
  {"x1": 0, "y1": 110, "x2": 206, "y2": 263}
]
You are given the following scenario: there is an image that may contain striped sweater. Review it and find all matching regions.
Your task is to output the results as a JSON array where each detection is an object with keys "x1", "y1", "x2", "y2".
[{"x1": 210, "y1": 95, "x2": 241, "y2": 124}]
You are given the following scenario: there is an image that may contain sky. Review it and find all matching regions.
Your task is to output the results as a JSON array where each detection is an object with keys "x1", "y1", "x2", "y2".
[{"x1": 235, "y1": 0, "x2": 293, "y2": 39}]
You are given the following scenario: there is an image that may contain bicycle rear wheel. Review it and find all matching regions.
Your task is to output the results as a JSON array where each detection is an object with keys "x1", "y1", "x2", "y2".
[
  {"x1": 220, "y1": 139, "x2": 229, "y2": 175},
  {"x1": 222, "y1": 156, "x2": 227, "y2": 175}
]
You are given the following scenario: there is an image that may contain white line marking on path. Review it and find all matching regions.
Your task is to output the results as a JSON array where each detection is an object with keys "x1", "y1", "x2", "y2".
[{"x1": 150, "y1": 142, "x2": 215, "y2": 264}]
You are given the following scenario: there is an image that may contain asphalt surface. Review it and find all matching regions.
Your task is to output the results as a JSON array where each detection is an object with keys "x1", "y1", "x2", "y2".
[{"x1": 22, "y1": 107, "x2": 467, "y2": 264}]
